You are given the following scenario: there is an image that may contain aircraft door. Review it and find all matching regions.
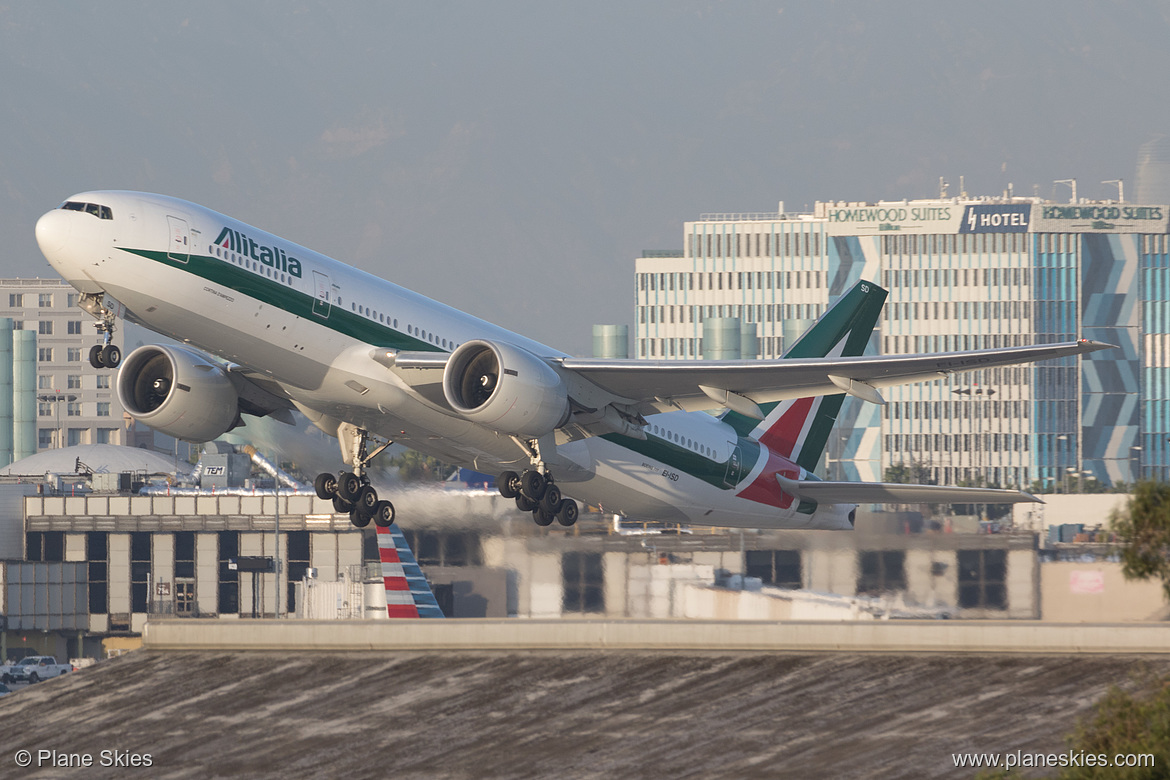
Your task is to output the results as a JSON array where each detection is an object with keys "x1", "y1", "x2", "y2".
[
  {"x1": 166, "y1": 216, "x2": 189, "y2": 263},
  {"x1": 722, "y1": 442, "x2": 745, "y2": 489},
  {"x1": 312, "y1": 271, "x2": 331, "y2": 318}
]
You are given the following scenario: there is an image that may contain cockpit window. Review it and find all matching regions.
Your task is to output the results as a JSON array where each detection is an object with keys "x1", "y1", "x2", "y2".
[{"x1": 60, "y1": 201, "x2": 113, "y2": 220}]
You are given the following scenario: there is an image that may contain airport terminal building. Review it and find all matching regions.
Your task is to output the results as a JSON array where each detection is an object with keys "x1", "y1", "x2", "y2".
[{"x1": 634, "y1": 197, "x2": 1164, "y2": 490}]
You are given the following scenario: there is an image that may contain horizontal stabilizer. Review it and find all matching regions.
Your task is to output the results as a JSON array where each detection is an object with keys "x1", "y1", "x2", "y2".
[{"x1": 775, "y1": 474, "x2": 1041, "y2": 505}]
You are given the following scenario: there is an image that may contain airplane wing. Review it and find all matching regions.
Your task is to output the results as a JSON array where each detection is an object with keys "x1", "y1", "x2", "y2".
[
  {"x1": 553, "y1": 339, "x2": 1114, "y2": 414},
  {"x1": 775, "y1": 474, "x2": 1041, "y2": 505}
]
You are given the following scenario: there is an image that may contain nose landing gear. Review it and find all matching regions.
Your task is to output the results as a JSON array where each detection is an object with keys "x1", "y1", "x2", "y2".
[{"x1": 497, "y1": 469, "x2": 579, "y2": 528}]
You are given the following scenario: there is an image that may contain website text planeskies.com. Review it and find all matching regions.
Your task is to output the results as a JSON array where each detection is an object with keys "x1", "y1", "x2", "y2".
[{"x1": 953, "y1": 750, "x2": 1154, "y2": 771}]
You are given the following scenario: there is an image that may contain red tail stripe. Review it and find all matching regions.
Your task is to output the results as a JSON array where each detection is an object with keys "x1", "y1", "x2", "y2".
[
  {"x1": 759, "y1": 396, "x2": 814, "y2": 458},
  {"x1": 383, "y1": 576, "x2": 409, "y2": 591},
  {"x1": 379, "y1": 548, "x2": 401, "y2": 564},
  {"x1": 386, "y1": 604, "x2": 419, "y2": 618}
]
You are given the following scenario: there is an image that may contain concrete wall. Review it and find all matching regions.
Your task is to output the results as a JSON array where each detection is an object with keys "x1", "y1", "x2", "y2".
[
  {"x1": 143, "y1": 617, "x2": 1170, "y2": 655},
  {"x1": 1041, "y1": 561, "x2": 1169, "y2": 622}
]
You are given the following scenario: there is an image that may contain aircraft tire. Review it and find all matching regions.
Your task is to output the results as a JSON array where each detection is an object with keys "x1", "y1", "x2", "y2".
[
  {"x1": 101, "y1": 344, "x2": 122, "y2": 368},
  {"x1": 372, "y1": 500, "x2": 395, "y2": 527},
  {"x1": 332, "y1": 495, "x2": 353, "y2": 514},
  {"x1": 533, "y1": 507, "x2": 555, "y2": 527},
  {"x1": 349, "y1": 509, "x2": 371, "y2": 528},
  {"x1": 521, "y1": 470, "x2": 546, "y2": 500},
  {"x1": 497, "y1": 471, "x2": 519, "y2": 499},
  {"x1": 314, "y1": 472, "x2": 337, "y2": 500},
  {"x1": 540, "y1": 483, "x2": 562, "y2": 513},
  {"x1": 88, "y1": 344, "x2": 105, "y2": 369},
  {"x1": 355, "y1": 485, "x2": 379, "y2": 513},
  {"x1": 556, "y1": 499, "x2": 579, "y2": 527},
  {"x1": 337, "y1": 472, "x2": 362, "y2": 502},
  {"x1": 515, "y1": 494, "x2": 537, "y2": 512}
]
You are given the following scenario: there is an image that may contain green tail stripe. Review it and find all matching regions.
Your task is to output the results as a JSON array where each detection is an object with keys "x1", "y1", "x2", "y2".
[{"x1": 721, "y1": 281, "x2": 888, "y2": 452}]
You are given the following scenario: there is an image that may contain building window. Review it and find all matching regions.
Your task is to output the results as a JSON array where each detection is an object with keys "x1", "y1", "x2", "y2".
[
  {"x1": 88, "y1": 532, "x2": 108, "y2": 614},
  {"x1": 38, "y1": 428, "x2": 54, "y2": 448},
  {"x1": 96, "y1": 374, "x2": 110, "y2": 389},
  {"x1": 9, "y1": 293, "x2": 23, "y2": 307},
  {"x1": 174, "y1": 531, "x2": 196, "y2": 579},
  {"x1": 67, "y1": 347, "x2": 81, "y2": 362},
  {"x1": 67, "y1": 374, "x2": 81, "y2": 389},
  {"x1": 67, "y1": 320, "x2": 82, "y2": 335},
  {"x1": 67, "y1": 428, "x2": 86, "y2": 446},
  {"x1": 96, "y1": 428, "x2": 118, "y2": 444},
  {"x1": 67, "y1": 402, "x2": 81, "y2": 417},
  {"x1": 130, "y1": 531, "x2": 151, "y2": 613},
  {"x1": 218, "y1": 531, "x2": 240, "y2": 615},
  {"x1": 957, "y1": 549, "x2": 1007, "y2": 609},
  {"x1": 38, "y1": 347, "x2": 53, "y2": 362},
  {"x1": 857, "y1": 550, "x2": 906, "y2": 595},
  {"x1": 38, "y1": 320, "x2": 53, "y2": 335},
  {"x1": 97, "y1": 402, "x2": 110, "y2": 417},
  {"x1": 562, "y1": 552, "x2": 604, "y2": 613},
  {"x1": 746, "y1": 550, "x2": 802, "y2": 589},
  {"x1": 67, "y1": 293, "x2": 78, "y2": 307},
  {"x1": 38, "y1": 293, "x2": 53, "y2": 307},
  {"x1": 286, "y1": 531, "x2": 311, "y2": 613},
  {"x1": 404, "y1": 531, "x2": 482, "y2": 567},
  {"x1": 38, "y1": 402, "x2": 52, "y2": 417},
  {"x1": 38, "y1": 375, "x2": 52, "y2": 390}
]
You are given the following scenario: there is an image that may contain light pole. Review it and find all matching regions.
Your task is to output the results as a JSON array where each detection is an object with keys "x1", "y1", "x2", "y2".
[
  {"x1": 1065, "y1": 467, "x2": 1077, "y2": 494},
  {"x1": 1056, "y1": 435, "x2": 1069, "y2": 493},
  {"x1": 36, "y1": 391, "x2": 77, "y2": 448},
  {"x1": 1130, "y1": 445, "x2": 1143, "y2": 486}
]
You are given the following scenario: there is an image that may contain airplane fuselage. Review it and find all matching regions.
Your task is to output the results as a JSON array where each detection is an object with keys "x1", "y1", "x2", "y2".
[{"x1": 36, "y1": 191, "x2": 855, "y2": 530}]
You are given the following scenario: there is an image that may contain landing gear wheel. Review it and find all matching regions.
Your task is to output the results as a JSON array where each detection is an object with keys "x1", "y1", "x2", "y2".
[
  {"x1": 521, "y1": 470, "x2": 547, "y2": 500},
  {"x1": 515, "y1": 494, "x2": 537, "y2": 512},
  {"x1": 314, "y1": 472, "x2": 337, "y2": 500},
  {"x1": 497, "y1": 471, "x2": 520, "y2": 499},
  {"x1": 355, "y1": 484, "x2": 379, "y2": 514},
  {"x1": 101, "y1": 344, "x2": 121, "y2": 368},
  {"x1": 556, "y1": 499, "x2": 579, "y2": 527},
  {"x1": 349, "y1": 509, "x2": 371, "y2": 528},
  {"x1": 89, "y1": 344, "x2": 105, "y2": 369},
  {"x1": 373, "y1": 500, "x2": 395, "y2": 527},
  {"x1": 540, "y1": 483, "x2": 562, "y2": 513},
  {"x1": 332, "y1": 495, "x2": 353, "y2": 514},
  {"x1": 337, "y1": 471, "x2": 362, "y2": 502},
  {"x1": 533, "y1": 507, "x2": 555, "y2": 527}
]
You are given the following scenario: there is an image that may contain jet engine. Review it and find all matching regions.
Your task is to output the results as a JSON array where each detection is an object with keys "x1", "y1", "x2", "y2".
[
  {"x1": 442, "y1": 340, "x2": 570, "y2": 437},
  {"x1": 116, "y1": 345, "x2": 240, "y2": 442}
]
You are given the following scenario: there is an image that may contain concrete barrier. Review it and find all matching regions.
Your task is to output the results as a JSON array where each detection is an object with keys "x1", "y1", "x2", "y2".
[{"x1": 143, "y1": 618, "x2": 1170, "y2": 654}]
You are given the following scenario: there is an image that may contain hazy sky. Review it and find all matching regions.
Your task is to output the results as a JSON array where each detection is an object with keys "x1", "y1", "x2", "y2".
[{"x1": 3, "y1": 1, "x2": 1170, "y2": 354}]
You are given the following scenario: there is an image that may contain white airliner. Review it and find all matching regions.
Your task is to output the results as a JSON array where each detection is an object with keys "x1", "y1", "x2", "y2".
[{"x1": 35, "y1": 192, "x2": 1111, "y2": 531}]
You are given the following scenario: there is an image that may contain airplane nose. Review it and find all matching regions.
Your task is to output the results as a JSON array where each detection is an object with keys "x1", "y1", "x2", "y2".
[{"x1": 35, "y1": 209, "x2": 70, "y2": 256}]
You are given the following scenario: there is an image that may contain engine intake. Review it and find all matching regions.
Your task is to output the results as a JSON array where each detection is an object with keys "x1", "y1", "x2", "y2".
[
  {"x1": 117, "y1": 345, "x2": 240, "y2": 442},
  {"x1": 443, "y1": 340, "x2": 569, "y2": 437}
]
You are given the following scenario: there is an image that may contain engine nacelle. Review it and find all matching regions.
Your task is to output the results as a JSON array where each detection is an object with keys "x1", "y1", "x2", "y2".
[
  {"x1": 116, "y1": 345, "x2": 240, "y2": 442},
  {"x1": 443, "y1": 340, "x2": 570, "y2": 437}
]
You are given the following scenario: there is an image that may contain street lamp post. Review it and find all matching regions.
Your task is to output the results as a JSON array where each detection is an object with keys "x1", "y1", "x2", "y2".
[
  {"x1": 1130, "y1": 445, "x2": 1143, "y2": 486},
  {"x1": 36, "y1": 391, "x2": 78, "y2": 449}
]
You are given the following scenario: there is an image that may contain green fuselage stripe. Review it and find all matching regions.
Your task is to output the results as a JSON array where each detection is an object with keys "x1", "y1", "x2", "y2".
[{"x1": 121, "y1": 247, "x2": 444, "y2": 353}]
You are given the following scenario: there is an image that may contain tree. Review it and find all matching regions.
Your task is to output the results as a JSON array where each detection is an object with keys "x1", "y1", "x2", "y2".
[
  {"x1": 1112, "y1": 480, "x2": 1170, "y2": 601},
  {"x1": 388, "y1": 450, "x2": 455, "y2": 482}
]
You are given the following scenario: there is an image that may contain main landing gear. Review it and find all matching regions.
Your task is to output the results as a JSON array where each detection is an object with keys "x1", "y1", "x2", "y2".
[
  {"x1": 497, "y1": 469, "x2": 579, "y2": 527},
  {"x1": 314, "y1": 428, "x2": 394, "y2": 529},
  {"x1": 84, "y1": 294, "x2": 122, "y2": 369}
]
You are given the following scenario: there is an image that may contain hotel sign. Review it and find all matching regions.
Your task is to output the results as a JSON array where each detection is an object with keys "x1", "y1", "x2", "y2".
[
  {"x1": 1030, "y1": 203, "x2": 1169, "y2": 233},
  {"x1": 823, "y1": 202, "x2": 962, "y2": 236}
]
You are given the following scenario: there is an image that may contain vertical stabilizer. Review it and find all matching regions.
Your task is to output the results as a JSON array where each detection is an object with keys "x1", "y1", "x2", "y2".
[
  {"x1": 732, "y1": 280, "x2": 887, "y2": 472},
  {"x1": 375, "y1": 523, "x2": 445, "y2": 618}
]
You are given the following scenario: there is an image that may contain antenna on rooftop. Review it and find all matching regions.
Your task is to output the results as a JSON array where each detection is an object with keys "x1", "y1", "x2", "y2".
[
  {"x1": 1102, "y1": 179, "x2": 1124, "y2": 203},
  {"x1": 1054, "y1": 179, "x2": 1077, "y2": 203}
]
